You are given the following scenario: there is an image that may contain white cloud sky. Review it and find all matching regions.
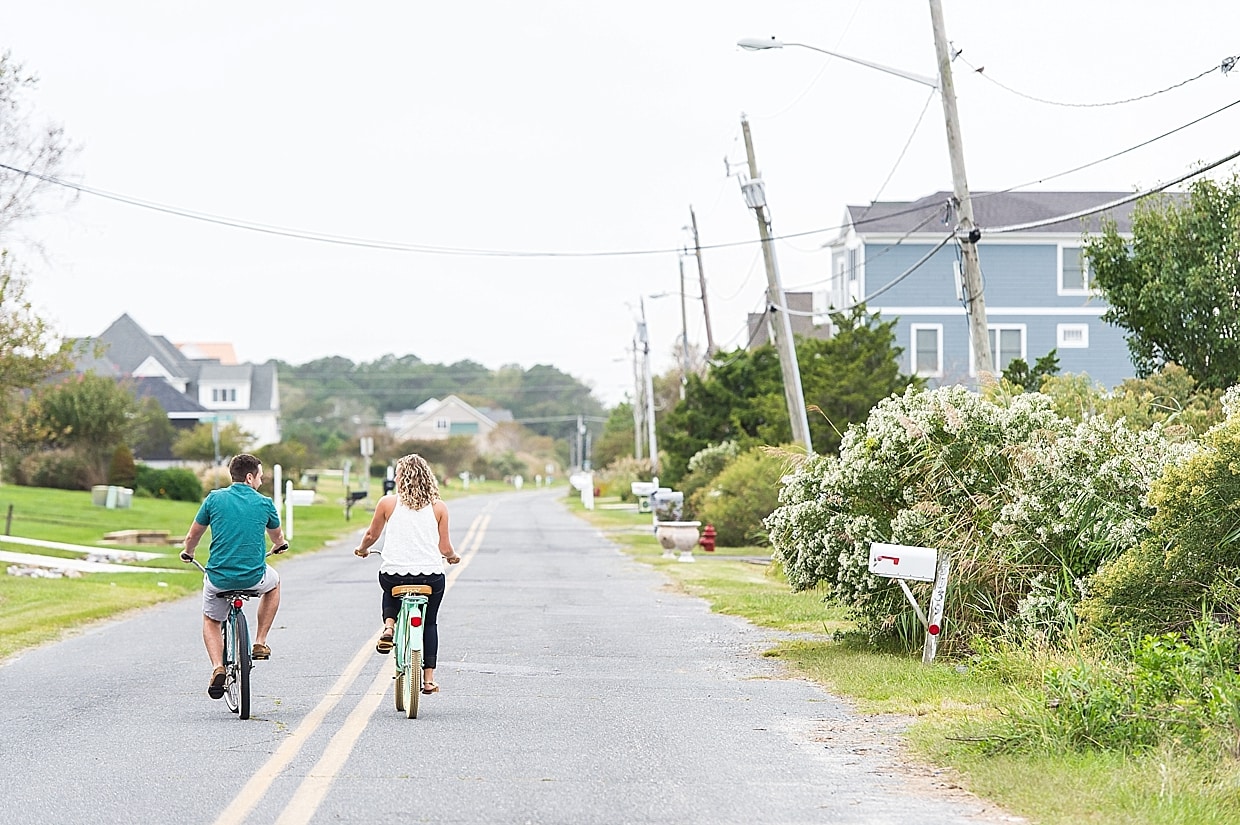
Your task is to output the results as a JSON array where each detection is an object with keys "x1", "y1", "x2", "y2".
[{"x1": 6, "y1": 1, "x2": 1240, "y2": 407}]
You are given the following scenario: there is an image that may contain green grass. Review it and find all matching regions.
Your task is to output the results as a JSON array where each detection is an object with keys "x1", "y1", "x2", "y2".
[{"x1": 570, "y1": 494, "x2": 1240, "y2": 825}]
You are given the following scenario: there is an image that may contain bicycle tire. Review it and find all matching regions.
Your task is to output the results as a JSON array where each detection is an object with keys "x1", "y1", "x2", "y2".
[
  {"x1": 222, "y1": 615, "x2": 239, "y2": 715},
  {"x1": 233, "y1": 612, "x2": 253, "y2": 719},
  {"x1": 394, "y1": 669, "x2": 406, "y2": 712},
  {"x1": 404, "y1": 648, "x2": 419, "y2": 719}
]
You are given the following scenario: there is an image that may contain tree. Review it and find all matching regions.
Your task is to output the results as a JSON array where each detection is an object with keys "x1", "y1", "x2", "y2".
[
  {"x1": 0, "y1": 52, "x2": 74, "y2": 241},
  {"x1": 657, "y1": 306, "x2": 917, "y2": 482},
  {"x1": 797, "y1": 306, "x2": 920, "y2": 455},
  {"x1": 16, "y1": 373, "x2": 136, "y2": 483},
  {"x1": 592, "y1": 402, "x2": 637, "y2": 470},
  {"x1": 1086, "y1": 177, "x2": 1240, "y2": 390},
  {"x1": 128, "y1": 396, "x2": 176, "y2": 460},
  {"x1": 0, "y1": 255, "x2": 73, "y2": 424},
  {"x1": 1001, "y1": 349, "x2": 1060, "y2": 392},
  {"x1": 172, "y1": 421, "x2": 253, "y2": 463}
]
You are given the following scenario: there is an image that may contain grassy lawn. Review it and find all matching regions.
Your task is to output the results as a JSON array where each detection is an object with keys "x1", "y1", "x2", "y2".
[
  {"x1": 0, "y1": 476, "x2": 530, "y2": 661},
  {"x1": 571, "y1": 493, "x2": 1240, "y2": 825}
]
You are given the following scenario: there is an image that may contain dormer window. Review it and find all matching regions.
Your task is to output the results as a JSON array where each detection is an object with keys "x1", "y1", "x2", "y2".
[{"x1": 212, "y1": 388, "x2": 237, "y2": 403}]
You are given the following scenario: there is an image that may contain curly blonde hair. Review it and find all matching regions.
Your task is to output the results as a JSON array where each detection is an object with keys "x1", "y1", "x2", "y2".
[{"x1": 393, "y1": 454, "x2": 440, "y2": 510}]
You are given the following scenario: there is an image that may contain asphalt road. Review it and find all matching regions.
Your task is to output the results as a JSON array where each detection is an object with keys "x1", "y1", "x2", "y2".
[{"x1": 0, "y1": 488, "x2": 1017, "y2": 825}]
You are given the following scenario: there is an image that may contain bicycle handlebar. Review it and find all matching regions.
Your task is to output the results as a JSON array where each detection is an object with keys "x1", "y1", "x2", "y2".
[{"x1": 181, "y1": 545, "x2": 285, "y2": 571}]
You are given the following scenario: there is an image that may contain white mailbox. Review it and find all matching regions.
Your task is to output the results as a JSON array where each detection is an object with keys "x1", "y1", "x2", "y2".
[{"x1": 869, "y1": 542, "x2": 938, "y2": 582}]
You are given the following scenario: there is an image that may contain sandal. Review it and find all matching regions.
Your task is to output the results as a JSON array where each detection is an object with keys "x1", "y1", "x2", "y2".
[
  {"x1": 252, "y1": 643, "x2": 271, "y2": 660},
  {"x1": 375, "y1": 628, "x2": 394, "y2": 654},
  {"x1": 422, "y1": 681, "x2": 439, "y2": 695},
  {"x1": 208, "y1": 666, "x2": 227, "y2": 699}
]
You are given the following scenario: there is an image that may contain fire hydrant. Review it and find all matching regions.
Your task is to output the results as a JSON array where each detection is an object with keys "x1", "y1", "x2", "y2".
[{"x1": 699, "y1": 524, "x2": 716, "y2": 552}]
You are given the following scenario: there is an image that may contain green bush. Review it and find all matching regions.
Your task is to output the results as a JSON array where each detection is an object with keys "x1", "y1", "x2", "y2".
[
  {"x1": 16, "y1": 449, "x2": 95, "y2": 490},
  {"x1": 678, "y1": 441, "x2": 739, "y2": 511},
  {"x1": 690, "y1": 446, "x2": 792, "y2": 547},
  {"x1": 1081, "y1": 396, "x2": 1240, "y2": 636},
  {"x1": 107, "y1": 445, "x2": 136, "y2": 487},
  {"x1": 593, "y1": 456, "x2": 656, "y2": 501},
  {"x1": 135, "y1": 465, "x2": 204, "y2": 502},
  {"x1": 994, "y1": 617, "x2": 1240, "y2": 755}
]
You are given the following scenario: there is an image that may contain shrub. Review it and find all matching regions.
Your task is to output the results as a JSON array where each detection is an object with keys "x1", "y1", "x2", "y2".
[
  {"x1": 765, "y1": 385, "x2": 1188, "y2": 650},
  {"x1": 593, "y1": 456, "x2": 656, "y2": 501},
  {"x1": 16, "y1": 449, "x2": 95, "y2": 490},
  {"x1": 107, "y1": 445, "x2": 137, "y2": 487},
  {"x1": 993, "y1": 617, "x2": 1240, "y2": 756},
  {"x1": 678, "y1": 441, "x2": 739, "y2": 511},
  {"x1": 135, "y1": 465, "x2": 204, "y2": 502},
  {"x1": 690, "y1": 446, "x2": 792, "y2": 547},
  {"x1": 1081, "y1": 394, "x2": 1240, "y2": 636}
]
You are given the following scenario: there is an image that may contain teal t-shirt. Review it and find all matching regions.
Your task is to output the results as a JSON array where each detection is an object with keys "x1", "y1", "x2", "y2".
[{"x1": 195, "y1": 483, "x2": 280, "y2": 590}]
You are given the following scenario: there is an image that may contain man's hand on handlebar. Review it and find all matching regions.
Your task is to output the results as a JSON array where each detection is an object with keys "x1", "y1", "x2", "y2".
[
  {"x1": 180, "y1": 550, "x2": 194, "y2": 563},
  {"x1": 272, "y1": 542, "x2": 289, "y2": 555}
]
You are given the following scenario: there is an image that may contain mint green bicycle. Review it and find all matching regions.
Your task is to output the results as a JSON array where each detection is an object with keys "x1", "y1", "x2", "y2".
[{"x1": 390, "y1": 584, "x2": 432, "y2": 719}]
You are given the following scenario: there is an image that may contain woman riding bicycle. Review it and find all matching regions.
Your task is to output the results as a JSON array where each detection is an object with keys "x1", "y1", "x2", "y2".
[{"x1": 353, "y1": 454, "x2": 459, "y2": 694}]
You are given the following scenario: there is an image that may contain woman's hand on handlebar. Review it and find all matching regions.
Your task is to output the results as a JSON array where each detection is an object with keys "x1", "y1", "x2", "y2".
[{"x1": 354, "y1": 546, "x2": 370, "y2": 558}]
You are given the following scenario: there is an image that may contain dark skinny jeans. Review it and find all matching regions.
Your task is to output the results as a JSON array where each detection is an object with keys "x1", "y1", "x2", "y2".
[{"x1": 378, "y1": 571, "x2": 446, "y2": 669}]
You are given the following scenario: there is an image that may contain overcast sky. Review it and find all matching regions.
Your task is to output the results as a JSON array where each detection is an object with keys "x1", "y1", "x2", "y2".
[{"x1": 6, "y1": 1, "x2": 1240, "y2": 407}]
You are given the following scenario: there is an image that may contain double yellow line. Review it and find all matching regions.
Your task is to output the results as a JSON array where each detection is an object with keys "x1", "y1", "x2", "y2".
[{"x1": 212, "y1": 512, "x2": 491, "y2": 825}]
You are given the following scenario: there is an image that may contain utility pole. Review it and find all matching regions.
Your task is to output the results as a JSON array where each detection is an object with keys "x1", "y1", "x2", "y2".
[
  {"x1": 688, "y1": 206, "x2": 717, "y2": 355},
  {"x1": 739, "y1": 114, "x2": 814, "y2": 454},
  {"x1": 631, "y1": 338, "x2": 644, "y2": 460},
  {"x1": 928, "y1": 0, "x2": 993, "y2": 379},
  {"x1": 638, "y1": 297, "x2": 660, "y2": 472},
  {"x1": 677, "y1": 256, "x2": 690, "y2": 400}
]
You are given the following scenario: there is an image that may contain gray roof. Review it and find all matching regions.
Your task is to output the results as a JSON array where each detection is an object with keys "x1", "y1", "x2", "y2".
[
  {"x1": 844, "y1": 190, "x2": 1173, "y2": 237},
  {"x1": 129, "y1": 376, "x2": 208, "y2": 413},
  {"x1": 91, "y1": 314, "x2": 194, "y2": 378}
]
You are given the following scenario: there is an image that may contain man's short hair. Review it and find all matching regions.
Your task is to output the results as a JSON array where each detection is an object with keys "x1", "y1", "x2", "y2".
[{"x1": 229, "y1": 453, "x2": 262, "y2": 482}]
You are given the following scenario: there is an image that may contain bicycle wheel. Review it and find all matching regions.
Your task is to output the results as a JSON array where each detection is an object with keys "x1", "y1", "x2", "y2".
[
  {"x1": 394, "y1": 668, "x2": 406, "y2": 712},
  {"x1": 404, "y1": 648, "x2": 420, "y2": 719},
  {"x1": 228, "y1": 612, "x2": 253, "y2": 720}
]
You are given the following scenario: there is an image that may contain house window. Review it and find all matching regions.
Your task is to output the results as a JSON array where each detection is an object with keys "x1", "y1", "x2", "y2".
[
  {"x1": 211, "y1": 388, "x2": 237, "y2": 403},
  {"x1": 1057, "y1": 323, "x2": 1089, "y2": 348},
  {"x1": 989, "y1": 325, "x2": 1026, "y2": 372},
  {"x1": 1060, "y1": 246, "x2": 1093, "y2": 294},
  {"x1": 435, "y1": 418, "x2": 450, "y2": 431},
  {"x1": 911, "y1": 324, "x2": 942, "y2": 377}
]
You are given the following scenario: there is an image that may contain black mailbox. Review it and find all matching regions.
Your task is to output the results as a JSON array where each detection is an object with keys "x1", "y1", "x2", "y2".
[
  {"x1": 382, "y1": 478, "x2": 396, "y2": 495},
  {"x1": 347, "y1": 490, "x2": 368, "y2": 503}
]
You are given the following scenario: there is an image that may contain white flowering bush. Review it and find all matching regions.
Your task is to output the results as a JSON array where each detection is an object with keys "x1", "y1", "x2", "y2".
[{"x1": 766, "y1": 384, "x2": 1189, "y2": 649}]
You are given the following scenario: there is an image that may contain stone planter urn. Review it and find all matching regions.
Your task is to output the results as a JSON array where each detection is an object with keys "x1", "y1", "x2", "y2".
[{"x1": 655, "y1": 520, "x2": 702, "y2": 563}]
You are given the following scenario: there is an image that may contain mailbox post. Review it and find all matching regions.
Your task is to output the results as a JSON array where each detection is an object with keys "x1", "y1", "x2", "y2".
[{"x1": 868, "y1": 542, "x2": 951, "y2": 664}]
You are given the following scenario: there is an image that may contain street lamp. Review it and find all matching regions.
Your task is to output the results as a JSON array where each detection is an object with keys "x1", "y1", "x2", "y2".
[{"x1": 738, "y1": 1, "x2": 995, "y2": 379}]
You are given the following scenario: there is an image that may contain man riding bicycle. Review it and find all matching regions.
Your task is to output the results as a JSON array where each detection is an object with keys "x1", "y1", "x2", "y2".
[{"x1": 182, "y1": 454, "x2": 287, "y2": 699}]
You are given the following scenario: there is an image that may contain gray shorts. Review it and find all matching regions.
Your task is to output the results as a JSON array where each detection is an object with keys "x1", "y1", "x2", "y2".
[{"x1": 202, "y1": 565, "x2": 280, "y2": 622}]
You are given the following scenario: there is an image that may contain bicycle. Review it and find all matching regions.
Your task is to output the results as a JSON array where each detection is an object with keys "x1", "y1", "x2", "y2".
[
  {"x1": 362, "y1": 548, "x2": 432, "y2": 719},
  {"x1": 181, "y1": 545, "x2": 286, "y2": 719},
  {"x1": 391, "y1": 583, "x2": 432, "y2": 719}
]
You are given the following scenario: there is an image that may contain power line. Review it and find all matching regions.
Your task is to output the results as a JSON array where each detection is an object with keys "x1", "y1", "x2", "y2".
[
  {"x1": 986, "y1": 145, "x2": 1240, "y2": 235},
  {"x1": 959, "y1": 52, "x2": 1237, "y2": 108},
  {"x1": 976, "y1": 95, "x2": 1240, "y2": 199}
]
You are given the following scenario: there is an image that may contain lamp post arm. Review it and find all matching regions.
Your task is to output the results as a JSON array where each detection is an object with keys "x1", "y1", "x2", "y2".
[{"x1": 738, "y1": 37, "x2": 938, "y2": 89}]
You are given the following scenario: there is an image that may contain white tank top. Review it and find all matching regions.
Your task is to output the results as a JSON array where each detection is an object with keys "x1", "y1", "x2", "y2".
[{"x1": 379, "y1": 499, "x2": 443, "y2": 575}]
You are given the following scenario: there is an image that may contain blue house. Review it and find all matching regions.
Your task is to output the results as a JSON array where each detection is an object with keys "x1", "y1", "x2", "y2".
[{"x1": 826, "y1": 191, "x2": 1142, "y2": 389}]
